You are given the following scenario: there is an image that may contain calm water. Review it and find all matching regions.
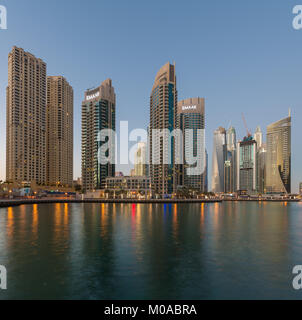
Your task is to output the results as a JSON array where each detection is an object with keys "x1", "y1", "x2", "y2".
[{"x1": 0, "y1": 202, "x2": 302, "y2": 300}]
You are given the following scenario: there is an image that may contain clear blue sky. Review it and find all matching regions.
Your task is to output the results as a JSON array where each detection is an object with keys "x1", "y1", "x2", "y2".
[{"x1": 0, "y1": 0, "x2": 301, "y2": 192}]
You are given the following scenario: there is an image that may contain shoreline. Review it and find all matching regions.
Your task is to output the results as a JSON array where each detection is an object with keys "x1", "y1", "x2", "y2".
[
  {"x1": 0, "y1": 198, "x2": 300, "y2": 208},
  {"x1": 0, "y1": 198, "x2": 221, "y2": 208}
]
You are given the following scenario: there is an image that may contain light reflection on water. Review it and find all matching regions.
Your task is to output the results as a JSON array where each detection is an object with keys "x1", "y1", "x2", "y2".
[{"x1": 0, "y1": 202, "x2": 301, "y2": 300}]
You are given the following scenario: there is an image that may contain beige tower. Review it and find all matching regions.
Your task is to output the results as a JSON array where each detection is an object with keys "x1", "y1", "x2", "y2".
[
  {"x1": 266, "y1": 114, "x2": 291, "y2": 194},
  {"x1": 134, "y1": 142, "x2": 147, "y2": 176},
  {"x1": 46, "y1": 76, "x2": 73, "y2": 186},
  {"x1": 6, "y1": 46, "x2": 47, "y2": 184}
]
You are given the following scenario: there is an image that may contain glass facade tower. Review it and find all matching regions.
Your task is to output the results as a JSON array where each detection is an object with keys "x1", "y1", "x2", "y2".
[
  {"x1": 149, "y1": 63, "x2": 177, "y2": 196},
  {"x1": 266, "y1": 114, "x2": 291, "y2": 194},
  {"x1": 236, "y1": 137, "x2": 257, "y2": 193},
  {"x1": 177, "y1": 97, "x2": 206, "y2": 192},
  {"x1": 225, "y1": 126, "x2": 237, "y2": 193},
  {"x1": 81, "y1": 79, "x2": 116, "y2": 192}
]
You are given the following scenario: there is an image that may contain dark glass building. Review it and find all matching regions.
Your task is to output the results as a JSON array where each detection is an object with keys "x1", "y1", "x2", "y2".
[
  {"x1": 149, "y1": 63, "x2": 177, "y2": 196},
  {"x1": 236, "y1": 136, "x2": 257, "y2": 193},
  {"x1": 177, "y1": 97, "x2": 206, "y2": 192},
  {"x1": 225, "y1": 126, "x2": 237, "y2": 193},
  {"x1": 81, "y1": 79, "x2": 116, "y2": 191}
]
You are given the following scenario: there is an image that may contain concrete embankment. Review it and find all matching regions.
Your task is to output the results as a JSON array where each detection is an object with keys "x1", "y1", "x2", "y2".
[
  {"x1": 222, "y1": 199, "x2": 300, "y2": 202},
  {"x1": 1, "y1": 198, "x2": 300, "y2": 208},
  {"x1": 0, "y1": 198, "x2": 222, "y2": 208}
]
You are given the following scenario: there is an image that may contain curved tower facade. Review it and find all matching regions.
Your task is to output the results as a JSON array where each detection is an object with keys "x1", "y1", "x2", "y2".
[{"x1": 266, "y1": 115, "x2": 291, "y2": 194}]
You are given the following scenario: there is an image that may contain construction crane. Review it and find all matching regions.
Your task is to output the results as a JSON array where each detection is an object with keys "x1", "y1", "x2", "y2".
[{"x1": 241, "y1": 113, "x2": 252, "y2": 138}]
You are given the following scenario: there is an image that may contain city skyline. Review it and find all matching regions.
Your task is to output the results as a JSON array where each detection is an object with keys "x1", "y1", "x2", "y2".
[
  {"x1": 2, "y1": 46, "x2": 297, "y2": 195},
  {"x1": 0, "y1": 1, "x2": 301, "y2": 192}
]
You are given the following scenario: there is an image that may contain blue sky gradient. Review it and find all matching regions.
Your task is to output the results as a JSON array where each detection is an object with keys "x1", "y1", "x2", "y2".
[{"x1": 0, "y1": 0, "x2": 301, "y2": 191}]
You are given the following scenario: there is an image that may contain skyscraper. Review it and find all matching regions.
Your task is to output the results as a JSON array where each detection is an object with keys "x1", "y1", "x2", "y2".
[
  {"x1": 225, "y1": 126, "x2": 237, "y2": 193},
  {"x1": 236, "y1": 136, "x2": 257, "y2": 193},
  {"x1": 224, "y1": 159, "x2": 232, "y2": 193},
  {"x1": 6, "y1": 46, "x2": 47, "y2": 184},
  {"x1": 299, "y1": 182, "x2": 302, "y2": 196},
  {"x1": 204, "y1": 149, "x2": 208, "y2": 193},
  {"x1": 46, "y1": 76, "x2": 73, "y2": 186},
  {"x1": 211, "y1": 127, "x2": 226, "y2": 193},
  {"x1": 226, "y1": 126, "x2": 236, "y2": 152},
  {"x1": 257, "y1": 144, "x2": 266, "y2": 194},
  {"x1": 81, "y1": 79, "x2": 116, "y2": 192},
  {"x1": 254, "y1": 126, "x2": 263, "y2": 150},
  {"x1": 266, "y1": 114, "x2": 291, "y2": 194},
  {"x1": 134, "y1": 142, "x2": 147, "y2": 176},
  {"x1": 149, "y1": 62, "x2": 177, "y2": 195},
  {"x1": 177, "y1": 97, "x2": 206, "y2": 192}
]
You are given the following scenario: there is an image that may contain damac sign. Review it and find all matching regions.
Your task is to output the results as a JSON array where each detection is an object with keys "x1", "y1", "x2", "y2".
[
  {"x1": 0, "y1": 5, "x2": 7, "y2": 30},
  {"x1": 86, "y1": 91, "x2": 100, "y2": 101},
  {"x1": 182, "y1": 105, "x2": 197, "y2": 111}
]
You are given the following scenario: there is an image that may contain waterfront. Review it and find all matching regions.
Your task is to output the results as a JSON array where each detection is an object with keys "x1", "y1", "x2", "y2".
[{"x1": 0, "y1": 202, "x2": 302, "y2": 300}]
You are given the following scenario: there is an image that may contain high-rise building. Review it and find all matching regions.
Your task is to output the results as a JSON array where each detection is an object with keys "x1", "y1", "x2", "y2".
[
  {"x1": 81, "y1": 79, "x2": 116, "y2": 192},
  {"x1": 177, "y1": 98, "x2": 206, "y2": 192},
  {"x1": 225, "y1": 126, "x2": 237, "y2": 193},
  {"x1": 46, "y1": 76, "x2": 73, "y2": 186},
  {"x1": 149, "y1": 62, "x2": 178, "y2": 195},
  {"x1": 266, "y1": 114, "x2": 291, "y2": 194},
  {"x1": 236, "y1": 136, "x2": 257, "y2": 193},
  {"x1": 254, "y1": 126, "x2": 263, "y2": 150},
  {"x1": 211, "y1": 127, "x2": 226, "y2": 193},
  {"x1": 6, "y1": 46, "x2": 47, "y2": 184},
  {"x1": 257, "y1": 144, "x2": 266, "y2": 194},
  {"x1": 224, "y1": 160, "x2": 232, "y2": 193},
  {"x1": 224, "y1": 157, "x2": 235, "y2": 193},
  {"x1": 226, "y1": 126, "x2": 236, "y2": 152},
  {"x1": 299, "y1": 182, "x2": 302, "y2": 196},
  {"x1": 134, "y1": 142, "x2": 147, "y2": 176},
  {"x1": 253, "y1": 126, "x2": 265, "y2": 194},
  {"x1": 204, "y1": 149, "x2": 208, "y2": 193}
]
